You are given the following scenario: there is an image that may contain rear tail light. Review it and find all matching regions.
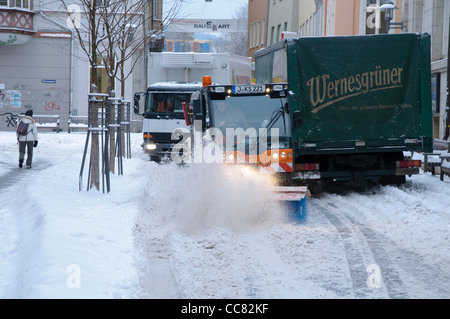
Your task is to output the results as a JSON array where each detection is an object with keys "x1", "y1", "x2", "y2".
[{"x1": 396, "y1": 160, "x2": 421, "y2": 168}]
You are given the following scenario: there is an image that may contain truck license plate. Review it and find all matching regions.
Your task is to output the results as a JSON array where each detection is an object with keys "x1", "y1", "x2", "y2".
[{"x1": 232, "y1": 85, "x2": 265, "y2": 94}]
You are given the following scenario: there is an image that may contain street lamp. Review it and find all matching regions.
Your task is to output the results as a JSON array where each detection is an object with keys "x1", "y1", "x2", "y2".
[{"x1": 380, "y1": 1, "x2": 405, "y2": 32}]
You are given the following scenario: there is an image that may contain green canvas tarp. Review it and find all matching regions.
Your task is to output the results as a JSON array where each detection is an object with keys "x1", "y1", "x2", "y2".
[{"x1": 256, "y1": 33, "x2": 432, "y2": 148}]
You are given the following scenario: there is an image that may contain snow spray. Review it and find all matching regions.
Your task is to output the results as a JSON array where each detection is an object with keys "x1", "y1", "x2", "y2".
[{"x1": 146, "y1": 163, "x2": 286, "y2": 234}]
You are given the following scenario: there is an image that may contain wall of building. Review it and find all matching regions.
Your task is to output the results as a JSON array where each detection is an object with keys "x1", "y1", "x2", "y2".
[
  {"x1": 332, "y1": 0, "x2": 360, "y2": 35},
  {"x1": 298, "y1": 0, "x2": 318, "y2": 37},
  {"x1": 247, "y1": 0, "x2": 268, "y2": 62},
  {"x1": 1, "y1": 0, "x2": 151, "y2": 132},
  {"x1": 267, "y1": 0, "x2": 299, "y2": 46},
  {"x1": 0, "y1": 36, "x2": 71, "y2": 131},
  {"x1": 403, "y1": 0, "x2": 449, "y2": 139}
]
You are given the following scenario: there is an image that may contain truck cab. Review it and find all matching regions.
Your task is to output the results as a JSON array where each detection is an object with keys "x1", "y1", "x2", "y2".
[
  {"x1": 184, "y1": 82, "x2": 295, "y2": 177},
  {"x1": 134, "y1": 82, "x2": 202, "y2": 162}
]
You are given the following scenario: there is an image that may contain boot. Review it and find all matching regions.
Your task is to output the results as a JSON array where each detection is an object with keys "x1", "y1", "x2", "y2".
[{"x1": 19, "y1": 159, "x2": 23, "y2": 168}]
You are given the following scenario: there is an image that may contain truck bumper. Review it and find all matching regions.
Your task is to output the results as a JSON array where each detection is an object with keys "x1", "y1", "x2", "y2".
[
  {"x1": 143, "y1": 142, "x2": 173, "y2": 160},
  {"x1": 319, "y1": 167, "x2": 420, "y2": 183},
  {"x1": 395, "y1": 167, "x2": 419, "y2": 176}
]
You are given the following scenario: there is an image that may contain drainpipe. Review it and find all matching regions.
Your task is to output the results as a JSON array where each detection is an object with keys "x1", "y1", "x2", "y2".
[
  {"x1": 38, "y1": 0, "x2": 74, "y2": 117},
  {"x1": 445, "y1": 20, "x2": 450, "y2": 140},
  {"x1": 265, "y1": 0, "x2": 269, "y2": 46}
]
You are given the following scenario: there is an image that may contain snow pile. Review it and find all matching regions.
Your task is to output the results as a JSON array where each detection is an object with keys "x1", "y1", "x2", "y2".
[
  {"x1": 0, "y1": 132, "x2": 287, "y2": 298},
  {"x1": 1, "y1": 131, "x2": 449, "y2": 299},
  {"x1": 0, "y1": 132, "x2": 143, "y2": 298}
]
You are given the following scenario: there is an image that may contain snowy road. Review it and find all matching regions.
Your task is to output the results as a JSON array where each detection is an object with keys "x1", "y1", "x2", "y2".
[
  {"x1": 135, "y1": 161, "x2": 450, "y2": 299},
  {"x1": 312, "y1": 186, "x2": 450, "y2": 298},
  {"x1": 1, "y1": 132, "x2": 449, "y2": 299}
]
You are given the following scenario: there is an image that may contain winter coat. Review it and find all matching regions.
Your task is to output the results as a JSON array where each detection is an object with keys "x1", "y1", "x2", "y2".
[{"x1": 17, "y1": 116, "x2": 39, "y2": 142}]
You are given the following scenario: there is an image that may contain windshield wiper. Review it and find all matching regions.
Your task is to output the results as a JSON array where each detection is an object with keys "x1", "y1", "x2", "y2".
[{"x1": 262, "y1": 100, "x2": 287, "y2": 136}]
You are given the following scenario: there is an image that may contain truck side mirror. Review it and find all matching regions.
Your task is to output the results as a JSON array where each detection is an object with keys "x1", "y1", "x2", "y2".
[
  {"x1": 133, "y1": 93, "x2": 141, "y2": 115},
  {"x1": 293, "y1": 110, "x2": 302, "y2": 128},
  {"x1": 182, "y1": 102, "x2": 191, "y2": 126},
  {"x1": 192, "y1": 99, "x2": 201, "y2": 114},
  {"x1": 289, "y1": 90, "x2": 299, "y2": 102}
]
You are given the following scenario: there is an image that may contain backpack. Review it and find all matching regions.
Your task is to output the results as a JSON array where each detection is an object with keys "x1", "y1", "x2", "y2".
[{"x1": 16, "y1": 120, "x2": 29, "y2": 136}]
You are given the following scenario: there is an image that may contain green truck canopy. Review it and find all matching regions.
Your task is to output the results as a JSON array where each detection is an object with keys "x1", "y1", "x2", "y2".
[{"x1": 255, "y1": 33, "x2": 432, "y2": 151}]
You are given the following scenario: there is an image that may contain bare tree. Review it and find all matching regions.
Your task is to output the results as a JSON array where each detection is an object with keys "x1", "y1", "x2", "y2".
[
  {"x1": 56, "y1": 0, "x2": 105, "y2": 190},
  {"x1": 214, "y1": 4, "x2": 248, "y2": 56},
  {"x1": 97, "y1": 0, "x2": 182, "y2": 170},
  {"x1": 56, "y1": 0, "x2": 183, "y2": 183}
]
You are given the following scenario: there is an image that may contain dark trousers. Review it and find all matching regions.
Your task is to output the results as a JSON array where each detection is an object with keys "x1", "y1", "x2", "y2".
[{"x1": 19, "y1": 141, "x2": 34, "y2": 166}]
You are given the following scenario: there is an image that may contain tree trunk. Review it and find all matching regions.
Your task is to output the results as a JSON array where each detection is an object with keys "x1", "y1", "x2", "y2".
[
  {"x1": 109, "y1": 85, "x2": 116, "y2": 174},
  {"x1": 120, "y1": 64, "x2": 126, "y2": 158},
  {"x1": 89, "y1": 83, "x2": 100, "y2": 191}
]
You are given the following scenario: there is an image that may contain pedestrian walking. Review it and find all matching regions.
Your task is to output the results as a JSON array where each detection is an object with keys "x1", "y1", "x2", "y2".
[{"x1": 17, "y1": 110, "x2": 38, "y2": 169}]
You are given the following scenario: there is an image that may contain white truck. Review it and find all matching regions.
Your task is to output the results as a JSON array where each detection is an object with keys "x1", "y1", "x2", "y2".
[{"x1": 134, "y1": 52, "x2": 252, "y2": 162}]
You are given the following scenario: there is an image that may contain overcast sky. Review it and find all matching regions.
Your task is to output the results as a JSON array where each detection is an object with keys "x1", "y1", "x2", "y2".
[{"x1": 166, "y1": 0, "x2": 248, "y2": 20}]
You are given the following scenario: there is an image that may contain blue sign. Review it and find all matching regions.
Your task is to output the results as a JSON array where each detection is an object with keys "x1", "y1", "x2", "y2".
[{"x1": 42, "y1": 79, "x2": 56, "y2": 84}]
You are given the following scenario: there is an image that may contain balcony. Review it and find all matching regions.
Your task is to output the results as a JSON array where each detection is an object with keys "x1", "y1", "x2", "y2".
[{"x1": 0, "y1": 5, "x2": 36, "y2": 45}]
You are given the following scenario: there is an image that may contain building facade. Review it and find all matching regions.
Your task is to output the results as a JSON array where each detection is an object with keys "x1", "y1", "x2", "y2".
[
  {"x1": 0, "y1": 0, "x2": 71, "y2": 131},
  {"x1": 402, "y1": 0, "x2": 449, "y2": 139},
  {"x1": 247, "y1": 0, "x2": 449, "y2": 140},
  {"x1": 0, "y1": 0, "x2": 159, "y2": 132},
  {"x1": 247, "y1": 0, "x2": 268, "y2": 63},
  {"x1": 266, "y1": 0, "x2": 299, "y2": 46},
  {"x1": 247, "y1": 0, "x2": 405, "y2": 60},
  {"x1": 298, "y1": 0, "x2": 404, "y2": 37}
]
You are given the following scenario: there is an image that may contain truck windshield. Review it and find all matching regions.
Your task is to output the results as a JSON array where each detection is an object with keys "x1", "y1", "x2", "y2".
[
  {"x1": 145, "y1": 92, "x2": 192, "y2": 119},
  {"x1": 211, "y1": 95, "x2": 291, "y2": 149}
]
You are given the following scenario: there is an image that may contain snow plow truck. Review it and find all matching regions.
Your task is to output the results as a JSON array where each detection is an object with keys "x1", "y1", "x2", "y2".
[{"x1": 176, "y1": 77, "x2": 309, "y2": 220}]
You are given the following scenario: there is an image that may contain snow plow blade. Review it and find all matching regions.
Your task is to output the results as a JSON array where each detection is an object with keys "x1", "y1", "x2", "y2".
[{"x1": 271, "y1": 186, "x2": 310, "y2": 222}]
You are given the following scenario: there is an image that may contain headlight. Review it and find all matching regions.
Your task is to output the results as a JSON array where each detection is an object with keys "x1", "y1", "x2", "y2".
[{"x1": 145, "y1": 143, "x2": 157, "y2": 150}]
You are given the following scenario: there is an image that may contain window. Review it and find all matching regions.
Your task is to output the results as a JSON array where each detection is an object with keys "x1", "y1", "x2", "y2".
[
  {"x1": 95, "y1": 0, "x2": 110, "y2": 8},
  {"x1": 153, "y1": 0, "x2": 161, "y2": 20},
  {"x1": 14, "y1": 0, "x2": 30, "y2": 9},
  {"x1": 261, "y1": 19, "x2": 265, "y2": 45},
  {"x1": 270, "y1": 26, "x2": 274, "y2": 45},
  {"x1": 250, "y1": 23, "x2": 253, "y2": 48},
  {"x1": 252, "y1": 23, "x2": 255, "y2": 48},
  {"x1": 91, "y1": 55, "x2": 114, "y2": 94},
  {"x1": 276, "y1": 24, "x2": 281, "y2": 42},
  {"x1": 0, "y1": 1, "x2": 8, "y2": 7},
  {"x1": 431, "y1": 73, "x2": 440, "y2": 114},
  {"x1": 257, "y1": 21, "x2": 260, "y2": 47},
  {"x1": 366, "y1": 0, "x2": 391, "y2": 34}
]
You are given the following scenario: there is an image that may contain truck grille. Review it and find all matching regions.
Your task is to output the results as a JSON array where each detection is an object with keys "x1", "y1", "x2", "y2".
[{"x1": 150, "y1": 132, "x2": 182, "y2": 144}]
